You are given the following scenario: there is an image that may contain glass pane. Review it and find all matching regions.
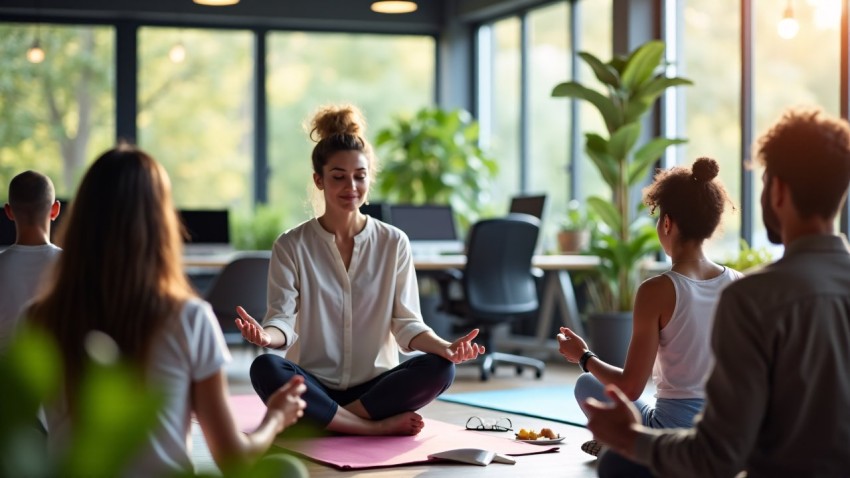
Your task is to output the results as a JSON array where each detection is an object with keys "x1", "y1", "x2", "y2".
[
  {"x1": 0, "y1": 23, "x2": 115, "y2": 200},
  {"x1": 752, "y1": 0, "x2": 839, "y2": 253},
  {"x1": 576, "y1": 0, "x2": 613, "y2": 205},
  {"x1": 678, "y1": 1, "x2": 742, "y2": 260},
  {"x1": 266, "y1": 32, "x2": 435, "y2": 229},
  {"x1": 529, "y1": 2, "x2": 572, "y2": 252},
  {"x1": 138, "y1": 27, "x2": 253, "y2": 210},
  {"x1": 485, "y1": 17, "x2": 522, "y2": 215}
]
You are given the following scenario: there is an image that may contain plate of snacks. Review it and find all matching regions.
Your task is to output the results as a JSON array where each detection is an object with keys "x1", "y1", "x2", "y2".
[{"x1": 514, "y1": 427, "x2": 565, "y2": 445}]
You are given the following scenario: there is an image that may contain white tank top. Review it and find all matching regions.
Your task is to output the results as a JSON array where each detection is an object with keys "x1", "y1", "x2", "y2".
[{"x1": 653, "y1": 267, "x2": 743, "y2": 399}]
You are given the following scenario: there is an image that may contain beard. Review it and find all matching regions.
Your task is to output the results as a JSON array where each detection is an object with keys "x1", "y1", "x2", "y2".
[{"x1": 761, "y1": 177, "x2": 783, "y2": 245}]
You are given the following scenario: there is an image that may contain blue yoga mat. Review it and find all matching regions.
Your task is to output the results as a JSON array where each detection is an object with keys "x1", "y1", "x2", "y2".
[{"x1": 438, "y1": 385, "x2": 588, "y2": 428}]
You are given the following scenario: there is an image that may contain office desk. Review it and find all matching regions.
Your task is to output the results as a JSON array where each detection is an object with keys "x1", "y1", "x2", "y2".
[
  {"x1": 414, "y1": 254, "x2": 599, "y2": 357},
  {"x1": 184, "y1": 252, "x2": 602, "y2": 358}
]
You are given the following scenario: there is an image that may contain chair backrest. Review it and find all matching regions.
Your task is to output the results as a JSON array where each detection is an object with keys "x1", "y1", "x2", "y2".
[
  {"x1": 203, "y1": 252, "x2": 271, "y2": 339},
  {"x1": 463, "y1": 213, "x2": 540, "y2": 318}
]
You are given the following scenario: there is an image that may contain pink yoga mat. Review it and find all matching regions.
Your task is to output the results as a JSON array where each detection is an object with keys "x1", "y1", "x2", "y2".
[{"x1": 228, "y1": 394, "x2": 560, "y2": 470}]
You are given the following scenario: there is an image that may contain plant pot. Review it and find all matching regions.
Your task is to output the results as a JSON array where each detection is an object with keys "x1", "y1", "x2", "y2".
[
  {"x1": 557, "y1": 230, "x2": 590, "y2": 254},
  {"x1": 587, "y1": 311, "x2": 632, "y2": 367}
]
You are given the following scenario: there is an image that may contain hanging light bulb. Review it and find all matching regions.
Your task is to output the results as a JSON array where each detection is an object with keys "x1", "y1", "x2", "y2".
[
  {"x1": 27, "y1": 38, "x2": 45, "y2": 63},
  {"x1": 169, "y1": 41, "x2": 186, "y2": 63},
  {"x1": 777, "y1": 0, "x2": 800, "y2": 39},
  {"x1": 27, "y1": 24, "x2": 45, "y2": 64}
]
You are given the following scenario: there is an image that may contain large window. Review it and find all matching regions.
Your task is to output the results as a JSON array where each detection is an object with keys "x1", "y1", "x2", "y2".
[
  {"x1": 266, "y1": 32, "x2": 435, "y2": 228},
  {"x1": 477, "y1": 0, "x2": 613, "y2": 252},
  {"x1": 0, "y1": 23, "x2": 115, "y2": 199},
  {"x1": 138, "y1": 27, "x2": 254, "y2": 210},
  {"x1": 575, "y1": 0, "x2": 613, "y2": 207},
  {"x1": 528, "y1": 2, "x2": 571, "y2": 248},
  {"x1": 752, "y1": 0, "x2": 840, "y2": 250},
  {"x1": 478, "y1": 18, "x2": 522, "y2": 216},
  {"x1": 677, "y1": 1, "x2": 742, "y2": 260}
]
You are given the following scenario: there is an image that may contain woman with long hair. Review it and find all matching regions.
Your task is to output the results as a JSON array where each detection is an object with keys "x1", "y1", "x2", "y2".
[{"x1": 28, "y1": 145, "x2": 307, "y2": 476}]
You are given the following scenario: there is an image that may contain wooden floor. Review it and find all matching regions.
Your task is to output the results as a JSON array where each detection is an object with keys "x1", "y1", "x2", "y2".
[{"x1": 192, "y1": 350, "x2": 599, "y2": 477}]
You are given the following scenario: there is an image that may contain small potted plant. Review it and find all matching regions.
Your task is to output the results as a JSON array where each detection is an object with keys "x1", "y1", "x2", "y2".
[{"x1": 557, "y1": 200, "x2": 592, "y2": 254}]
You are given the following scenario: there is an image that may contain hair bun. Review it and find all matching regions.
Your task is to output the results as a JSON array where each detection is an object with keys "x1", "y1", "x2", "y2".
[
  {"x1": 309, "y1": 104, "x2": 366, "y2": 142},
  {"x1": 692, "y1": 157, "x2": 719, "y2": 182}
]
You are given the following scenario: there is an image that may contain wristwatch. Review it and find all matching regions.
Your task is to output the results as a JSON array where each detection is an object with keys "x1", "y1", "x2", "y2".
[{"x1": 579, "y1": 350, "x2": 598, "y2": 373}]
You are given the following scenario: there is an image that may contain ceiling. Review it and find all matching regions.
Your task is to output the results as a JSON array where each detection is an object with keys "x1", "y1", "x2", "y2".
[{"x1": 0, "y1": 0, "x2": 552, "y2": 34}]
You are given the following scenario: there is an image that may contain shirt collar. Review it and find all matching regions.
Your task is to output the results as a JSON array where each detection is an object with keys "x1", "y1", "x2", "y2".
[{"x1": 784, "y1": 234, "x2": 850, "y2": 258}]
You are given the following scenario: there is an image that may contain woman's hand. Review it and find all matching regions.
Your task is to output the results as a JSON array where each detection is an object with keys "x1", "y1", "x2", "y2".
[
  {"x1": 556, "y1": 326, "x2": 589, "y2": 363},
  {"x1": 234, "y1": 306, "x2": 272, "y2": 347},
  {"x1": 446, "y1": 329, "x2": 485, "y2": 364},
  {"x1": 263, "y1": 375, "x2": 307, "y2": 433}
]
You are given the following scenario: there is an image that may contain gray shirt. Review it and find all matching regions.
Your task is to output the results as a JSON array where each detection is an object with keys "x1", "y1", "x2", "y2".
[{"x1": 635, "y1": 234, "x2": 850, "y2": 477}]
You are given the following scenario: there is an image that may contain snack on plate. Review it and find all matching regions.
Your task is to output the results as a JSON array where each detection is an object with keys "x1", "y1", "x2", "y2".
[{"x1": 516, "y1": 427, "x2": 559, "y2": 440}]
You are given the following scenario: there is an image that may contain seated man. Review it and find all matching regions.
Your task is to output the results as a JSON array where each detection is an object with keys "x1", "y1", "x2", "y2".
[{"x1": 0, "y1": 170, "x2": 61, "y2": 351}]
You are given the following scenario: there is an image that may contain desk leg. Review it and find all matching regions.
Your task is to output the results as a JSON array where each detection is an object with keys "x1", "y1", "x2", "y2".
[{"x1": 536, "y1": 270, "x2": 585, "y2": 342}]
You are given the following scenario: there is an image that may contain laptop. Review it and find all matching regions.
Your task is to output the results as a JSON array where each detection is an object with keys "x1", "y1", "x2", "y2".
[
  {"x1": 509, "y1": 194, "x2": 547, "y2": 220},
  {"x1": 179, "y1": 209, "x2": 233, "y2": 255},
  {"x1": 388, "y1": 204, "x2": 464, "y2": 257}
]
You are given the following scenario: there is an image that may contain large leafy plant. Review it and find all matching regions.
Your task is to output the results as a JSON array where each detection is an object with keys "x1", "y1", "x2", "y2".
[
  {"x1": 373, "y1": 107, "x2": 498, "y2": 228},
  {"x1": 552, "y1": 40, "x2": 692, "y2": 311}
]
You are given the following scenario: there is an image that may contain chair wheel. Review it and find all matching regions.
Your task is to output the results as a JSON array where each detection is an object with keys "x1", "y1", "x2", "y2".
[
  {"x1": 535, "y1": 369, "x2": 543, "y2": 379},
  {"x1": 480, "y1": 369, "x2": 490, "y2": 381},
  {"x1": 516, "y1": 366, "x2": 524, "y2": 375}
]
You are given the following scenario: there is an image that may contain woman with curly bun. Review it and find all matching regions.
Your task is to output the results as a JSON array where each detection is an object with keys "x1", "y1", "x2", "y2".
[
  {"x1": 235, "y1": 104, "x2": 483, "y2": 437},
  {"x1": 557, "y1": 158, "x2": 742, "y2": 474}
]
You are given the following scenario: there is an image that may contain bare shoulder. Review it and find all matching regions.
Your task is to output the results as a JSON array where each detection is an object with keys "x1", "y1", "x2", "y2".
[
  {"x1": 634, "y1": 274, "x2": 676, "y2": 315},
  {"x1": 637, "y1": 274, "x2": 675, "y2": 299}
]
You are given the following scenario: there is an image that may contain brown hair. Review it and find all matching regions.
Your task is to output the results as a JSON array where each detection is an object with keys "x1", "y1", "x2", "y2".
[
  {"x1": 308, "y1": 104, "x2": 376, "y2": 178},
  {"x1": 7, "y1": 170, "x2": 55, "y2": 225},
  {"x1": 643, "y1": 157, "x2": 733, "y2": 242},
  {"x1": 756, "y1": 107, "x2": 850, "y2": 219},
  {"x1": 28, "y1": 144, "x2": 194, "y2": 405}
]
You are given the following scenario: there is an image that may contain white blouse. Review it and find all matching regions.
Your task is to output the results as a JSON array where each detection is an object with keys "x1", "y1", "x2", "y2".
[{"x1": 263, "y1": 216, "x2": 432, "y2": 390}]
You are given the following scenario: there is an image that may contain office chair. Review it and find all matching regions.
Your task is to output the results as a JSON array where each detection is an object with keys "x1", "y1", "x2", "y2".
[
  {"x1": 203, "y1": 252, "x2": 271, "y2": 352},
  {"x1": 437, "y1": 213, "x2": 545, "y2": 381}
]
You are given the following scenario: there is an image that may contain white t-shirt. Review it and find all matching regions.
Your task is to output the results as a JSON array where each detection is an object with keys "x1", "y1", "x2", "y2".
[
  {"x1": 653, "y1": 267, "x2": 743, "y2": 399},
  {"x1": 44, "y1": 298, "x2": 231, "y2": 477},
  {"x1": 263, "y1": 216, "x2": 433, "y2": 390},
  {"x1": 0, "y1": 243, "x2": 61, "y2": 350}
]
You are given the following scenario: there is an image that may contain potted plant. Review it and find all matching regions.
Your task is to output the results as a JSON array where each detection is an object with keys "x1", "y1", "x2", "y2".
[
  {"x1": 552, "y1": 40, "x2": 692, "y2": 365},
  {"x1": 557, "y1": 199, "x2": 593, "y2": 254},
  {"x1": 373, "y1": 106, "x2": 498, "y2": 229},
  {"x1": 723, "y1": 239, "x2": 774, "y2": 273}
]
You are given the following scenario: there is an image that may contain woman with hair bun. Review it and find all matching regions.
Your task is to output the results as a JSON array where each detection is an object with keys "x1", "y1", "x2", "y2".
[
  {"x1": 236, "y1": 104, "x2": 483, "y2": 436},
  {"x1": 556, "y1": 157, "x2": 742, "y2": 473}
]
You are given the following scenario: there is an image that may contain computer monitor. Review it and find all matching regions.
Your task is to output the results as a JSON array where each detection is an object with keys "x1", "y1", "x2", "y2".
[
  {"x1": 388, "y1": 204, "x2": 463, "y2": 256},
  {"x1": 178, "y1": 209, "x2": 232, "y2": 254},
  {"x1": 509, "y1": 194, "x2": 547, "y2": 220},
  {"x1": 359, "y1": 202, "x2": 389, "y2": 223}
]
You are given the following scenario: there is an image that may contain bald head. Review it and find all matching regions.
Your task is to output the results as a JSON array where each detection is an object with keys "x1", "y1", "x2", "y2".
[{"x1": 8, "y1": 170, "x2": 56, "y2": 226}]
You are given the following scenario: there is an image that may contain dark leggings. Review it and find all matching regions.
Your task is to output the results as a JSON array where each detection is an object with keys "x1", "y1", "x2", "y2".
[{"x1": 250, "y1": 353, "x2": 456, "y2": 428}]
